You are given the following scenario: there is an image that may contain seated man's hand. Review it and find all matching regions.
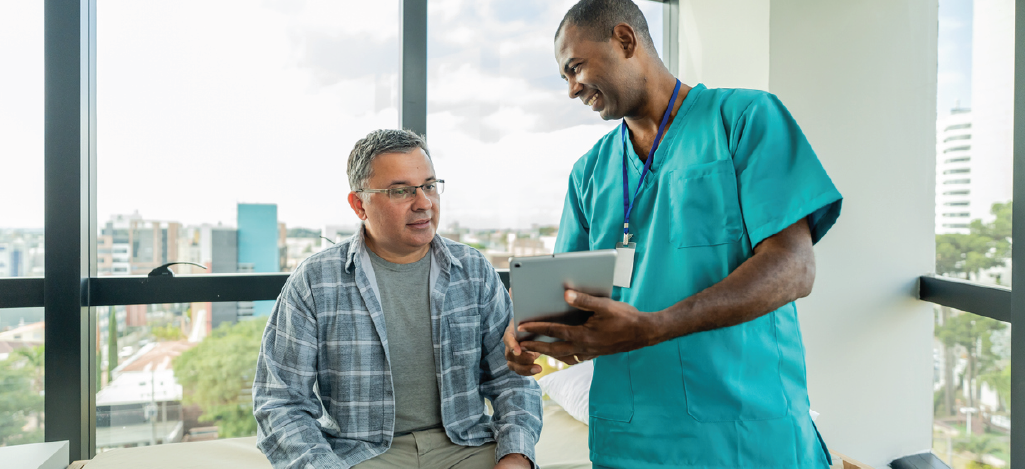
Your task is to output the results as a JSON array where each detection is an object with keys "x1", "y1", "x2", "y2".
[
  {"x1": 517, "y1": 290, "x2": 656, "y2": 364},
  {"x1": 503, "y1": 318, "x2": 541, "y2": 376},
  {"x1": 494, "y1": 453, "x2": 533, "y2": 469}
]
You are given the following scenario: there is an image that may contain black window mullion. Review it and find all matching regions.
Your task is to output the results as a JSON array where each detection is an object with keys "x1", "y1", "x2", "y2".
[
  {"x1": 399, "y1": 0, "x2": 427, "y2": 136},
  {"x1": 0, "y1": 278, "x2": 45, "y2": 308},
  {"x1": 44, "y1": 0, "x2": 96, "y2": 460},
  {"x1": 1010, "y1": 0, "x2": 1025, "y2": 462},
  {"x1": 84, "y1": 270, "x2": 510, "y2": 307},
  {"x1": 918, "y1": 275, "x2": 1013, "y2": 323},
  {"x1": 88, "y1": 274, "x2": 291, "y2": 306}
]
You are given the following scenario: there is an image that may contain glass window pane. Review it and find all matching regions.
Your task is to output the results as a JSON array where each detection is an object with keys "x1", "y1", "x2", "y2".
[
  {"x1": 932, "y1": 2, "x2": 1014, "y2": 464},
  {"x1": 0, "y1": 0, "x2": 45, "y2": 448},
  {"x1": 0, "y1": 307, "x2": 45, "y2": 446},
  {"x1": 931, "y1": 308, "x2": 1011, "y2": 467},
  {"x1": 97, "y1": 0, "x2": 398, "y2": 275},
  {"x1": 95, "y1": 303, "x2": 265, "y2": 451},
  {"x1": 427, "y1": 0, "x2": 663, "y2": 266},
  {"x1": 935, "y1": 0, "x2": 1013, "y2": 286},
  {"x1": 0, "y1": 0, "x2": 44, "y2": 279}
]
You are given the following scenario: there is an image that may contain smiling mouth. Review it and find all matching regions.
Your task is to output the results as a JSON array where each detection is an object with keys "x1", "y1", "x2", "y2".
[{"x1": 586, "y1": 93, "x2": 599, "y2": 107}]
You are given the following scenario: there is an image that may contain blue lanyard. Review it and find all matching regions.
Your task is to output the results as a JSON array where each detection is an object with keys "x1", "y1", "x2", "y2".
[{"x1": 621, "y1": 79, "x2": 681, "y2": 243}]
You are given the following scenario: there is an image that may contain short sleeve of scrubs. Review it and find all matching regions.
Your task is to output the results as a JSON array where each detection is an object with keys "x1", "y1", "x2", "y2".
[
  {"x1": 729, "y1": 93, "x2": 842, "y2": 248},
  {"x1": 555, "y1": 170, "x2": 590, "y2": 253}
]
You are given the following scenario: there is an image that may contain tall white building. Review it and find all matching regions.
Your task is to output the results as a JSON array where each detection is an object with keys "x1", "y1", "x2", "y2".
[
  {"x1": 935, "y1": 108, "x2": 974, "y2": 234},
  {"x1": 935, "y1": 0, "x2": 1014, "y2": 235}
]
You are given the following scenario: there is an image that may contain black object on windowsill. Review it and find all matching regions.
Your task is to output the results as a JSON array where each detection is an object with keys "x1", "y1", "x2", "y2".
[
  {"x1": 147, "y1": 262, "x2": 208, "y2": 278},
  {"x1": 890, "y1": 452, "x2": 951, "y2": 469}
]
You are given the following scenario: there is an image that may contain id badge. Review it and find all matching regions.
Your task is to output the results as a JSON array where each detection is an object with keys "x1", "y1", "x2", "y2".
[{"x1": 613, "y1": 242, "x2": 636, "y2": 288}]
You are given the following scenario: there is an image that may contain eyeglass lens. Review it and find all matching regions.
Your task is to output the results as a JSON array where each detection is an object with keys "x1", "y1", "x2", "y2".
[{"x1": 390, "y1": 181, "x2": 444, "y2": 200}]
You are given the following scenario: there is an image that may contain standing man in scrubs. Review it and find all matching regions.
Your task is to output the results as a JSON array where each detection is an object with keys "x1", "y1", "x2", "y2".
[{"x1": 504, "y1": 0, "x2": 842, "y2": 468}]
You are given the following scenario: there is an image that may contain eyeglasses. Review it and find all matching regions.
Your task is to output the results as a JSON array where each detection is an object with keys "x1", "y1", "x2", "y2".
[{"x1": 356, "y1": 180, "x2": 445, "y2": 201}]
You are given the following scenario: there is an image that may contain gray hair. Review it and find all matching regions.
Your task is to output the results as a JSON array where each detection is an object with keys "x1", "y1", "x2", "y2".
[
  {"x1": 347, "y1": 129, "x2": 431, "y2": 196},
  {"x1": 556, "y1": 0, "x2": 657, "y2": 54}
]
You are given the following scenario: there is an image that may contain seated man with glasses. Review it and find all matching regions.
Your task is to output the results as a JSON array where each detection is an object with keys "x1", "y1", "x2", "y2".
[{"x1": 253, "y1": 129, "x2": 542, "y2": 469}]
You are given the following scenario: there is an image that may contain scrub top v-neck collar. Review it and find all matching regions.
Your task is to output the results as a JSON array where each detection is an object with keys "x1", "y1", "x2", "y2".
[{"x1": 621, "y1": 83, "x2": 706, "y2": 181}]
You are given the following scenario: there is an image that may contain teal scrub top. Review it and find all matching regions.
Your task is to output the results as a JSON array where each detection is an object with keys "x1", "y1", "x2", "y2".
[{"x1": 555, "y1": 84, "x2": 842, "y2": 469}]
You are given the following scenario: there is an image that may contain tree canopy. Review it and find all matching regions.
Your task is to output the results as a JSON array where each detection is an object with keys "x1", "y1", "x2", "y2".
[
  {"x1": 0, "y1": 350, "x2": 44, "y2": 445},
  {"x1": 936, "y1": 202, "x2": 1012, "y2": 283},
  {"x1": 173, "y1": 318, "x2": 267, "y2": 438},
  {"x1": 286, "y1": 227, "x2": 321, "y2": 239}
]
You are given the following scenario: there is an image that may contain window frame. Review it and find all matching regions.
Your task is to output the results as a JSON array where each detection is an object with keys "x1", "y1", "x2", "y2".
[
  {"x1": 0, "y1": 0, "x2": 675, "y2": 461},
  {"x1": 919, "y1": 0, "x2": 1024, "y2": 464},
  {"x1": 9, "y1": 0, "x2": 1023, "y2": 464},
  {"x1": 7, "y1": 0, "x2": 1025, "y2": 464}
]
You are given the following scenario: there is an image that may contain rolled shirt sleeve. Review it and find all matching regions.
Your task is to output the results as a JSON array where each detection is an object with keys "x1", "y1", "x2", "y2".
[{"x1": 476, "y1": 262, "x2": 543, "y2": 467}]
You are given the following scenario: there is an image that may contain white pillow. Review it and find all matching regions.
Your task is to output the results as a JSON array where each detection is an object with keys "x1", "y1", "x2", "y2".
[{"x1": 537, "y1": 360, "x2": 593, "y2": 425}]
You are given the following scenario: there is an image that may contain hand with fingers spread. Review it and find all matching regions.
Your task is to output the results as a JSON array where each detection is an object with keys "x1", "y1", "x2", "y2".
[{"x1": 516, "y1": 289, "x2": 659, "y2": 365}]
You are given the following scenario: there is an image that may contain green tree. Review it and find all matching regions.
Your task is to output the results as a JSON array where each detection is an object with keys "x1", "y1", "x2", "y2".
[
  {"x1": 538, "y1": 225, "x2": 559, "y2": 237},
  {"x1": 151, "y1": 323, "x2": 186, "y2": 342},
  {"x1": 0, "y1": 356, "x2": 45, "y2": 446},
  {"x1": 13, "y1": 346, "x2": 44, "y2": 395},
  {"x1": 286, "y1": 227, "x2": 321, "y2": 239},
  {"x1": 934, "y1": 201, "x2": 1012, "y2": 418},
  {"x1": 979, "y1": 364, "x2": 1011, "y2": 412},
  {"x1": 173, "y1": 318, "x2": 267, "y2": 438},
  {"x1": 954, "y1": 434, "x2": 999, "y2": 467},
  {"x1": 107, "y1": 306, "x2": 118, "y2": 384},
  {"x1": 9, "y1": 345, "x2": 45, "y2": 440},
  {"x1": 96, "y1": 343, "x2": 103, "y2": 392},
  {"x1": 935, "y1": 313, "x2": 1007, "y2": 410},
  {"x1": 935, "y1": 201, "x2": 1012, "y2": 282}
]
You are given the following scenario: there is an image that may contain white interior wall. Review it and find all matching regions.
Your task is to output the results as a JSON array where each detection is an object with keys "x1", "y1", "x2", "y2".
[
  {"x1": 677, "y1": 0, "x2": 769, "y2": 91},
  {"x1": 678, "y1": 1, "x2": 938, "y2": 466}
]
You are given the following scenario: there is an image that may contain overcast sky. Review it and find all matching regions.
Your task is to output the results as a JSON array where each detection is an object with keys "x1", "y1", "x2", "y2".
[
  {"x1": 937, "y1": 0, "x2": 973, "y2": 115},
  {"x1": 1, "y1": 1, "x2": 971, "y2": 231}
]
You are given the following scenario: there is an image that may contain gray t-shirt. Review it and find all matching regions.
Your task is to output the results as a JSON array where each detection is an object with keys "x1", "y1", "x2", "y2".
[{"x1": 367, "y1": 248, "x2": 444, "y2": 435}]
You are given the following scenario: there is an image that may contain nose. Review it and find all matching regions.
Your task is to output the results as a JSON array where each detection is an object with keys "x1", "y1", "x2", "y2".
[
  {"x1": 411, "y1": 186, "x2": 433, "y2": 211},
  {"x1": 567, "y1": 77, "x2": 584, "y2": 100}
]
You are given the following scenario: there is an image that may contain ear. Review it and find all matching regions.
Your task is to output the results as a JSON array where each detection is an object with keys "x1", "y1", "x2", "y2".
[
  {"x1": 348, "y1": 192, "x2": 368, "y2": 220},
  {"x1": 611, "y1": 23, "x2": 638, "y2": 59}
]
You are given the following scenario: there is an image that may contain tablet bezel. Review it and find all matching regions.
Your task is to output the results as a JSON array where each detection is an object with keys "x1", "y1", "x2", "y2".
[{"x1": 509, "y1": 249, "x2": 617, "y2": 342}]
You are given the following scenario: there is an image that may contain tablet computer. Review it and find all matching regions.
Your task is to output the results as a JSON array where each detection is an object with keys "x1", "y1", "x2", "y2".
[{"x1": 509, "y1": 249, "x2": 617, "y2": 342}]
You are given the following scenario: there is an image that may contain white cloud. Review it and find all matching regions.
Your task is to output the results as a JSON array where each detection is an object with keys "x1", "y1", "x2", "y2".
[
  {"x1": 938, "y1": 16, "x2": 967, "y2": 34},
  {"x1": 0, "y1": 1, "x2": 44, "y2": 228},
  {"x1": 937, "y1": 70, "x2": 967, "y2": 87},
  {"x1": 432, "y1": 122, "x2": 616, "y2": 229},
  {"x1": 0, "y1": 0, "x2": 664, "y2": 231}
]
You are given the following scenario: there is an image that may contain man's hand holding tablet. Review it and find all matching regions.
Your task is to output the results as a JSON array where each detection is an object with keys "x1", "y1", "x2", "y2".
[{"x1": 502, "y1": 250, "x2": 660, "y2": 375}]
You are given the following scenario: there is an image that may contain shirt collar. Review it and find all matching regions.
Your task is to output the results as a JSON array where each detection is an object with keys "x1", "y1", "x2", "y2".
[{"x1": 344, "y1": 224, "x2": 461, "y2": 273}]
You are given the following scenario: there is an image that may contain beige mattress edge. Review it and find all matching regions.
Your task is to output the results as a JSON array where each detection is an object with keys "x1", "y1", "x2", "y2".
[{"x1": 79, "y1": 402, "x2": 592, "y2": 469}]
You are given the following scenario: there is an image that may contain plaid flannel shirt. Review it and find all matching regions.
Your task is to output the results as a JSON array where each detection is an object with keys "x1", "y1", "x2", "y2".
[{"x1": 253, "y1": 229, "x2": 543, "y2": 469}]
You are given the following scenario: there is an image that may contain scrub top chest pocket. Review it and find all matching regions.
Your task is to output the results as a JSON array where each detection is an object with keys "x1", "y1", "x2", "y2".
[{"x1": 667, "y1": 159, "x2": 745, "y2": 248}]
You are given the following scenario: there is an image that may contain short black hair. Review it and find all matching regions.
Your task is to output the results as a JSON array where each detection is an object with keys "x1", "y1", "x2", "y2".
[{"x1": 556, "y1": 0, "x2": 656, "y2": 53}]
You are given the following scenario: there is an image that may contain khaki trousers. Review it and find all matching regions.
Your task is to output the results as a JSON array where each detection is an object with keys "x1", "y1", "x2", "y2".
[{"x1": 352, "y1": 427, "x2": 497, "y2": 469}]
